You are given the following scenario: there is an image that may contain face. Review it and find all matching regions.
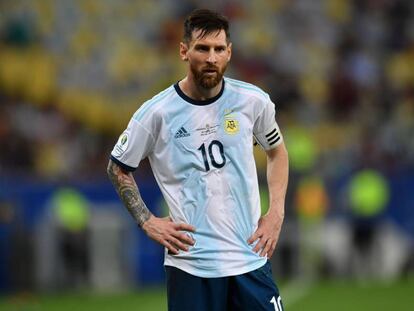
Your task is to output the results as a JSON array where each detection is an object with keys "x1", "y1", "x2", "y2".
[{"x1": 180, "y1": 29, "x2": 232, "y2": 89}]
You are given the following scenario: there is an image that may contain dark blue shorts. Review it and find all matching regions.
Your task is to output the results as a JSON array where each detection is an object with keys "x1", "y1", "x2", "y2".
[{"x1": 165, "y1": 261, "x2": 284, "y2": 311}]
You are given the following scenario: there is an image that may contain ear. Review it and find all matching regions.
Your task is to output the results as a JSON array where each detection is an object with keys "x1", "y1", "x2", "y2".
[
  {"x1": 227, "y1": 42, "x2": 232, "y2": 62},
  {"x1": 180, "y1": 42, "x2": 189, "y2": 61}
]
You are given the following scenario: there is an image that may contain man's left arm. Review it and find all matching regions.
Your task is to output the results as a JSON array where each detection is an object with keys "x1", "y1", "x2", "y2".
[{"x1": 248, "y1": 141, "x2": 289, "y2": 258}]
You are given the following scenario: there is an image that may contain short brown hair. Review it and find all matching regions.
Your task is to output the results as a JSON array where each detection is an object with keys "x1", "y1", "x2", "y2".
[{"x1": 183, "y1": 9, "x2": 230, "y2": 44}]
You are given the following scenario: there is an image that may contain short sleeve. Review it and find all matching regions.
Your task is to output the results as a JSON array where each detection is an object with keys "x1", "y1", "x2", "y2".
[
  {"x1": 253, "y1": 100, "x2": 283, "y2": 150},
  {"x1": 110, "y1": 118, "x2": 155, "y2": 171}
]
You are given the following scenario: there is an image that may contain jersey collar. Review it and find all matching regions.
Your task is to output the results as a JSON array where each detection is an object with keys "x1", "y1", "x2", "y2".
[{"x1": 174, "y1": 79, "x2": 225, "y2": 106}]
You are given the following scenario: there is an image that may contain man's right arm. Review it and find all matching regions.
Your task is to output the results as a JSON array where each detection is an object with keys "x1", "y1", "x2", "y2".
[
  {"x1": 107, "y1": 159, "x2": 152, "y2": 227},
  {"x1": 107, "y1": 159, "x2": 195, "y2": 254}
]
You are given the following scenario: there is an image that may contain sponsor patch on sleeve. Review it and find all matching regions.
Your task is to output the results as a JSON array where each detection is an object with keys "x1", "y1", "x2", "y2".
[{"x1": 113, "y1": 132, "x2": 129, "y2": 157}]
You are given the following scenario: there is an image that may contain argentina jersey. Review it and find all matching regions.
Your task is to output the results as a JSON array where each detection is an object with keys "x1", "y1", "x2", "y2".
[{"x1": 111, "y1": 77, "x2": 283, "y2": 278}]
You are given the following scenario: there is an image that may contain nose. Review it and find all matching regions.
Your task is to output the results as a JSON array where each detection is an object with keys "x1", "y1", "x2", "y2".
[{"x1": 206, "y1": 50, "x2": 217, "y2": 64}]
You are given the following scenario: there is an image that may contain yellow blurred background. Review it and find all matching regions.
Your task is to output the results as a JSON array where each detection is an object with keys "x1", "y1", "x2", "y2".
[{"x1": 0, "y1": 0, "x2": 413, "y2": 309}]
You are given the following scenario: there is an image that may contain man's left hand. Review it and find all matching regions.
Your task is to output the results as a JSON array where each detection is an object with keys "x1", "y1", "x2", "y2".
[{"x1": 247, "y1": 213, "x2": 283, "y2": 259}]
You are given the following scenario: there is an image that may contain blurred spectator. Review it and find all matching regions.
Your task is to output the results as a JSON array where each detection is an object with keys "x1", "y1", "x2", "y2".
[
  {"x1": 53, "y1": 188, "x2": 90, "y2": 289},
  {"x1": 0, "y1": 0, "x2": 413, "y2": 289}
]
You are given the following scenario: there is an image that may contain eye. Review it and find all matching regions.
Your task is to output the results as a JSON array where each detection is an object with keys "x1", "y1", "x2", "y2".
[
  {"x1": 195, "y1": 46, "x2": 209, "y2": 52},
  {"x1": 215, "y1": 47, "x2": 226, "y2": 52}
]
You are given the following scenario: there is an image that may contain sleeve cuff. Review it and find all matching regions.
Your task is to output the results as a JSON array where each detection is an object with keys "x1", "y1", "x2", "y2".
[
  {"x1": 254, "y1": 124, "x2": 283, "y2": 150},
  {"x1": 110, "y1": 155, "x2": 137, "y2": 172}
]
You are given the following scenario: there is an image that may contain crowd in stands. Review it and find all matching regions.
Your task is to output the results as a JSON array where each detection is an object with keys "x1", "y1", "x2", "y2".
[{"x1": 0, "y1": 0, "x2": 413, "y2": 199}]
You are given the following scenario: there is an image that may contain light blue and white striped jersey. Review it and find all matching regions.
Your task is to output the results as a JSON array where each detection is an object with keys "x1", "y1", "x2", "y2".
[{"x1": 111, "y1": 77, "x2": 283, "y2": 278}]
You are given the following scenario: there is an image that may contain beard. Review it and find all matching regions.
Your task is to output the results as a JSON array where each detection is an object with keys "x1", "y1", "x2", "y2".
[{"x1": 191, "y1": 63, "x2": 227, "y2": 89}]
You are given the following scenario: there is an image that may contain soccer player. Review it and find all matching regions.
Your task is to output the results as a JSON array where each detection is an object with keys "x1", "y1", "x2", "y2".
[{"x1": 107, "y1": 9, "x2": 288, "y2": 311}]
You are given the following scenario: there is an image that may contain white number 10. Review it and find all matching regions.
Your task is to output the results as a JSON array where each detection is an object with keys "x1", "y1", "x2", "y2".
[{"x1": 270, "y1": 296, "x2": 283, "y2": 311}]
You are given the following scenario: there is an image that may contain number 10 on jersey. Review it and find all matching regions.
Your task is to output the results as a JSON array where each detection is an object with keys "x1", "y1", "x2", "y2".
[{"x1": 198, "y1": 140, "x2": 226, "y2": 171}]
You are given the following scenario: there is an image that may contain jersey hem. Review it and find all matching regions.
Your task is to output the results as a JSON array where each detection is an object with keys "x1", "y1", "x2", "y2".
[{"x1": 164, "y1": 257, "x2": 267, "y2": 278}]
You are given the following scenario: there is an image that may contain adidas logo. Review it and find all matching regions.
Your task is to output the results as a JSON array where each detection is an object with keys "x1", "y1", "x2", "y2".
[{"x1": 174, "y1": 127, "x2": 191, "y2": 138}]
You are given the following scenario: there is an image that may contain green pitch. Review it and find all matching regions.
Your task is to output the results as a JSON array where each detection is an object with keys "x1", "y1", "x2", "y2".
[{"x1": 1, "y1": 279, "x2": 413, "y2": 311}]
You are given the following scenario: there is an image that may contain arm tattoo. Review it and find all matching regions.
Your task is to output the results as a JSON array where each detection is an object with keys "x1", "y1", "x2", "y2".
[{"x1": 107, "y1": 160, "x2": 152, "y2": 227}]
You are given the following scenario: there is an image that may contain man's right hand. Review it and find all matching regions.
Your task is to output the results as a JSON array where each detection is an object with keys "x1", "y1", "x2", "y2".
[{"x1": 142, "y1": 215, "x2": 196, "y2": 254}]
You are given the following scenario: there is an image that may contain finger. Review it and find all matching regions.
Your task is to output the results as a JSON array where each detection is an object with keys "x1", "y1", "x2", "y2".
[
  {"x1": 260, "y1": 239, "x2": 272, "y2": 257},
  {"x1": 168, "y1": 236, "x2": 190, "y2": 251},
  {"x1": 172, "y1": 232, "x2": 195, "y2": 245},
  {"x1": 248, "y1": 231, "x2": 261, "y2": 245},
  {"x1": 163, "y1": 240, "x2": 179, "y2": 255},
  {"x1": 253, "y1": 238, "x2": 266, "y2": 253},
  {"x1": 175, "y1": 223, "x2": 196, "y2": 232},
  {"x1": 267, "y1": 240, "x2": 277, "y2": 259}
]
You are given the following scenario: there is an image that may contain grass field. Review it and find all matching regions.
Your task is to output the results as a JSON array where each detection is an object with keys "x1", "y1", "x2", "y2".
[{"x1": 1, "y1": 278, "x2": 413, "y2": 310}]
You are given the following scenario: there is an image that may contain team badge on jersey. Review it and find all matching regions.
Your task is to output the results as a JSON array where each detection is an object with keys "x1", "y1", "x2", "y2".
[
  {"x1": 113, "y1": 132, "x2": 129, "y2": 157},
  {"x1": 224, "y1": 118, "x2": 239, "y2": 135}
]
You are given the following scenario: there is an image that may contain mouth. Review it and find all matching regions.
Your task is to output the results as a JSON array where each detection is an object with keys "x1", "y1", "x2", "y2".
[{"x1": 203, "y1": 67, "x2": 218, "y2": 73}]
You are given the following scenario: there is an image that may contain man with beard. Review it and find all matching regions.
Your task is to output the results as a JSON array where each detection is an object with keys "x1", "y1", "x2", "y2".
[{"x1": 107, "y1": 9, "x2": 288, "y2": 311}]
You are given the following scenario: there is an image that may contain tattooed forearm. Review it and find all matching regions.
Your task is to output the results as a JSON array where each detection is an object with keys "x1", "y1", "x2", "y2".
[{"x1": 107, "y1": 160, "x2": 152, "y2": 227}]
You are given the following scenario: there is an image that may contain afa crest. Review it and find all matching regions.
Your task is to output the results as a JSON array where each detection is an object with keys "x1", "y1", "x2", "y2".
[{"x1": 224, "y1": 118, "x2": 239, "y2": 135}]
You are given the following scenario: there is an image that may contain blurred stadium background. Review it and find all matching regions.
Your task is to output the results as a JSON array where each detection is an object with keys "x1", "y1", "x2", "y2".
[{"x1": 1, "y1": 0, "x2": 414, "y2": 310}]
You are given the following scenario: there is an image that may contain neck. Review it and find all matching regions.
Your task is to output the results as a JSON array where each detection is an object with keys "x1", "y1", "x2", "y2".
[{"x1": 179, "y1": 76, "x2": 223, "y2": 101}]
